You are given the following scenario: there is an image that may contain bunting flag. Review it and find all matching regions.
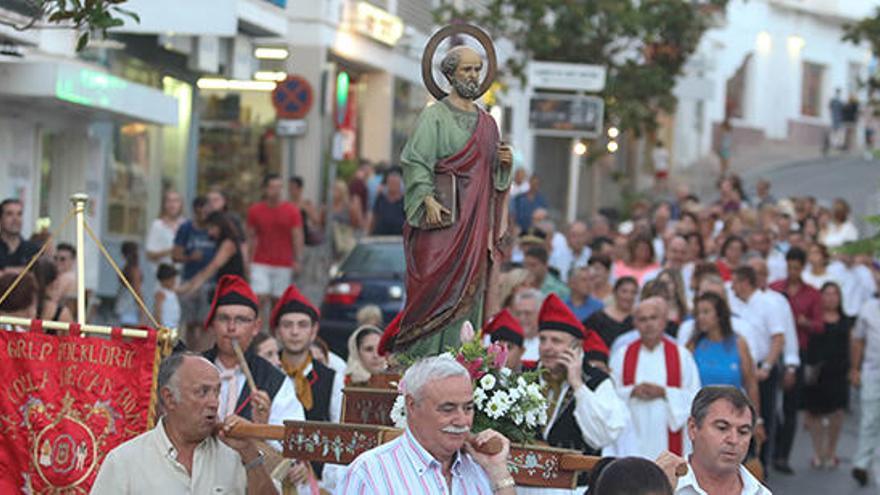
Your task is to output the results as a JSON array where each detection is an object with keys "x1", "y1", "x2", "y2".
[{"x1": 0, "y1": 326, "x2": 160, "y2": 494}]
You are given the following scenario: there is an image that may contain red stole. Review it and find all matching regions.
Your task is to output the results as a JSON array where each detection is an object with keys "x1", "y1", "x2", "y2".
[{"x1": 622, "y1": 337, "x2": 684, "y2": 455}]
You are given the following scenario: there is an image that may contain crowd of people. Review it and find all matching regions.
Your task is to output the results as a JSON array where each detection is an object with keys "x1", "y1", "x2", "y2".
[{"x1": 1, "y1": 162, "x2": 880, "y2": 494}]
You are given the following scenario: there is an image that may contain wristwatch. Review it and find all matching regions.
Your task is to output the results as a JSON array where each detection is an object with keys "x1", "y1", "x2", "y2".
[
  {"x1": 493, "y1": 477, "x2": 515, "y2": 492},
  {"x1": 243, "y1": 450, "x2": 265, "y2": 471}
]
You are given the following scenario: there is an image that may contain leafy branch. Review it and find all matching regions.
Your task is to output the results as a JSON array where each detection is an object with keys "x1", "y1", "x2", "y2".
[{"x1": 0, "y1": 0, "x2": 139, "y2": 50}]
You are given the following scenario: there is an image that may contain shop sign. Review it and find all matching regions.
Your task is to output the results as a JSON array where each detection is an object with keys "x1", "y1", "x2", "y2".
[
  {"x1": 355, "y1": 1, "x2": 404, "y2": 46},
  {"x1": 529, "y1": 93, "x2": 604, "y2": 138},
  {"x1": 528, "y1": 61, "x2": 606, "y2": 92},
  {"x1": 276, "y1": 119, "x2": 307, "y2": 136},
  {"x1": 272, "y1": 75, "x2": 313, "y2": 119}
]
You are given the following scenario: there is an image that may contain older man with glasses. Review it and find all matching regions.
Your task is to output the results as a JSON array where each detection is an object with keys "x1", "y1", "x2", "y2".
[{"x1": 201, "y1": 275, "x2": 303, "y2": 427}]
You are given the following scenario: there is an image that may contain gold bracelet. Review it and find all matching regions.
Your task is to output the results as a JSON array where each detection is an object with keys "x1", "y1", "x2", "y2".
[{"x1": 493, "y1": 477, "x2": 515, "y2": 492}]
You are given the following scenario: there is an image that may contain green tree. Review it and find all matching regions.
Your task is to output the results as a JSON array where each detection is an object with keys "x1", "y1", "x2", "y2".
[
  {"x1": 0, "y1": 0, "x2": 138, "y2": 50},
  {"x1": 436, "y1": 0, "x2": 728, "y2": 137},
  {"x1": 843, "y1": 7, "x2": 880, "y2": 101}
]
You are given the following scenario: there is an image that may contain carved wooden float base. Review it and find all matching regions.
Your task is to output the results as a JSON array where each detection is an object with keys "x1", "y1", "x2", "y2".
[{"x1": 228, "y1": 421, "x2": 598, "y2": 489}]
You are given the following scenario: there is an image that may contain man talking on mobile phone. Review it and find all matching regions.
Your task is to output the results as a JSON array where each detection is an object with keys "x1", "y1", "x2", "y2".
[{"x1": 519, "y1": 294, "x2": 629, "y2": 495}]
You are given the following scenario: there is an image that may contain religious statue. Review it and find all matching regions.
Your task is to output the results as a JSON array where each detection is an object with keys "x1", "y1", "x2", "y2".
[{"x1": 379, "y1": 25, "x2": 513, "y2": 356}]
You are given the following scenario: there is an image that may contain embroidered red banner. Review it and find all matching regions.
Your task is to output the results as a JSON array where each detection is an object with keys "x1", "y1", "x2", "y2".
[{"x1": 0, "y1": 328, "x2": 159, "y2": 494}]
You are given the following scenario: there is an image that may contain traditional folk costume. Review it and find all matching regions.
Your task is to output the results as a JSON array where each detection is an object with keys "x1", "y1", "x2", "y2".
[
  {"x1": 520, "y1": 295, "x2": 629, "y2": 495},
  {"x1": 607, "y1": 334, "x2": 701, "y2": 460},
  {"x1": 272, "y1": 285, "x2": 344, "y2": 481},
  {"x1": 271, "y1": 285, "x2": 344, "y2": 424},
  {"x1": 202, "y1": 275, "x2": 303, "y2": 426}
]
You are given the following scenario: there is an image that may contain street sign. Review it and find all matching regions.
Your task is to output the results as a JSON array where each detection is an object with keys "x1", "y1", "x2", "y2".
[
  {"x1": 277, "y1": 119, "x2": 307, "y2": 136},
  {"x1": 529, "y1": 94, "x2": 604, "y2": 138},
  {"x1": 272, "y1": 75, "x2": 313, "y2": 119},
  {"x1": 528, "y1": 61, "x2": 606, "y2": 92}
]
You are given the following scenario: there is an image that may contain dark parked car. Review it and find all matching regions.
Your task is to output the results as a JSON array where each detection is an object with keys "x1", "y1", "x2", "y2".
[{"x1": 319, "y1": 236, "x2": 404, "y2": 358}]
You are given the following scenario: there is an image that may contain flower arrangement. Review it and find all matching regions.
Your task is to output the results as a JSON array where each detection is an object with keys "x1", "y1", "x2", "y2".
[{"x1": 390, "y1": 331, "x2": 548, "y2": 444}]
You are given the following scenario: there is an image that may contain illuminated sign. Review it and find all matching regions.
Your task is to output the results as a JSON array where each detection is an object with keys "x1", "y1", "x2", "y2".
[
  {"x1": 355, "y1": 1, "x2": 404, "y2": 46},
  {"x1": 55, "y1": 68, "x2": 129, "y2": 108}
]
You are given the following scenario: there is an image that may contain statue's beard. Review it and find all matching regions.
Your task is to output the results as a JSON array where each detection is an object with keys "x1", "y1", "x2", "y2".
[{"x1": 450, "y1": 77, "x2": 480, "y2": 100}]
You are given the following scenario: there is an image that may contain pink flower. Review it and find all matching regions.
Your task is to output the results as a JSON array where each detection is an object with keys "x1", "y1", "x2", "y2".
[
  {"x1": 459, "y1": 321, "x2": 476, "y2": 343},
  {"x1": 456, "y1": 354, "x2": 485, "y2": 380},
  {"x1": 487, "y1": 343, "x2": 509, "y2": 370}
]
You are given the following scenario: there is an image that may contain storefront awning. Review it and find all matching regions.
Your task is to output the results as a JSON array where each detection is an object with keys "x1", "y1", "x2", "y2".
[{"x1": 0, "y1": 60, "x2": 178, "y2": 125}]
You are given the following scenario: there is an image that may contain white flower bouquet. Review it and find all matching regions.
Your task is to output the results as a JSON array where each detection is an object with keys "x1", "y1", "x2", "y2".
[{"x1": 390, "y1": 337, "x2": 548, "y2": 444}]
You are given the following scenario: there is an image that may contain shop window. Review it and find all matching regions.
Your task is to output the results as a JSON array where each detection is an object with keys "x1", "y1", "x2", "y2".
[
  {"x1": 801, "y1": 61, "x2": 825, "y2": 118},
  {"x1": 107, "y1": 123, "x2": 151, "y2": 236},
  {"x1": 198, "y1": 91, "x2": 279, "y2": 214}
]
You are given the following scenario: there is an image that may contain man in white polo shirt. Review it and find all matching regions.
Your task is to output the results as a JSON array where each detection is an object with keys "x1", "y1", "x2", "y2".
[
  {"x1": 851, "y1": 296, "x2": 880, "y2": 487},
  {"x1": 729, "y1": 265, "x2": 785, "y2": 468},
  {"x1": 676, "y1": 386, "x2": 771, "y2": 495}
]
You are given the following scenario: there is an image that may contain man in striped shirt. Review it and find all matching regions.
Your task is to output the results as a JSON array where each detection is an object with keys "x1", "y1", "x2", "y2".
[{"x1": 338, "y1": 355, "x2": 516, "y2": 494}]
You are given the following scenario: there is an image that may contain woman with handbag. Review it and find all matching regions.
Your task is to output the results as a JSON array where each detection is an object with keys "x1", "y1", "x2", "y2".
[{"x1": 802, "y1": 281, "x2": 854, "y2": 469}]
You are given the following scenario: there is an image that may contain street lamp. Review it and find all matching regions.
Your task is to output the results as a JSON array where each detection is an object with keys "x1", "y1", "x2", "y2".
[
  {"x1": 607, "y1": 141, "x2": 619, "y2": 153},
  {"x1": 573, "y1": 141, "x2": 588, "y2": 156},
  {"x1": 607, "y1": 126, "x2": 620, "y2": 139}
]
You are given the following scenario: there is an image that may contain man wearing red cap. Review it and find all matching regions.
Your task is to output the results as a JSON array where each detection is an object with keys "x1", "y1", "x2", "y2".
[
  {"x1": 202, "y1": 275, "x2": 304, "y2": 427},
  {"x1": 520, "y1": 294, "x2": 628, "y2": 494},
  {"x1": 271, "y1": 285, "x2": 344, "y2": 424},
  {"x1": 483, "y1": 308, "x2": 526, "y2": 371},
  {"x1": 607, "y1": 296, "x2": 701, "y2": 461}
]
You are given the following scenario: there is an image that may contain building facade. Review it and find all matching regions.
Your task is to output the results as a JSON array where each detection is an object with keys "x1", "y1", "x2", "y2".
[{"x1": 672, "y1": 0, "x2": 875, "y2": 169}]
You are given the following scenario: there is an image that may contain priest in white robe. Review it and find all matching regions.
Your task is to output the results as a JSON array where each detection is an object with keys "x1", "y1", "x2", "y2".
[{"x1": 607, "y1": 297, "x2": 701, "y2": 460}]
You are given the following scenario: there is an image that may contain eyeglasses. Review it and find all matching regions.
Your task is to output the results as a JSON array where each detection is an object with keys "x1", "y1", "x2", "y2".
[{"x1": 214, "y1": 314, "x2": 256, "y2": 327}]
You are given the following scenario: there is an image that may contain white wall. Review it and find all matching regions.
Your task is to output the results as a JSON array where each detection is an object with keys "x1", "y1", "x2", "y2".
[
  {"x1": 0, "y1": 116, "x2": 38, "y2": 237},
  {"x1": 673, "y1": 0, "x2": 873, "y2": 167}
]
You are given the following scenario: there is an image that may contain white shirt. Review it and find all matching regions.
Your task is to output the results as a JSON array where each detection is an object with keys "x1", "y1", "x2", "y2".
[
  {"x1": 675, "y1": 462, "x2": 772, "y2": 494},
  {"x1": 820, "y1": 221, "x2": 859, "y2": 248},
  {"x1": 91, "y1": 418, "x2": 247, "y2": 495},
  {"x1": 802, "y1": 268, "x2": 835, "y2": 290},
  {"x1": 539, "y1": 367, "x2": 629, "y2": 450},
  {"x1": 727, "y1": 290, "x2": 785, "y2": 364},
  {"x1": 327, "y1": 351, "x2": 348, "y2": 377},
  {"x1": 145, "y1": 218, "x2": 180, "y2": 267},
  {"x1": 156, "y1": 287, "x2": 180, "y2": 329},
  {"x1": 338, "y1": 428, "x2": 494, "y2": 494},
  {"x1": 215, "y1": 360, "x2": 304, "y2": 425},
  {"x1": 523, "y1": 335, "x2": 540, "y2": 362},
  {"x1": 549, "y1": 244, "x2": 592, "y2": 283},
  {"x1": 607, "y1": 339, "x2": 701, "y2": 460},
  {"x1": 766, "y1": 251, "x2": 787, "y2": 284},
  {"x1": 854, "y1": 298, "x2": 880, "y2": 374},
  {"x1": 760, "y1": 289, "x2": 800, "y2": 367},
  {"x1": 829, "y1": 261, "x2": 877, "y2": 317}
]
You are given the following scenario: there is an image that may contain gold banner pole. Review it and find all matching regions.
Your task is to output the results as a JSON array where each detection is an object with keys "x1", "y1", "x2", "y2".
[
  {"x1": 0, "y1": 315, "x2": 155, "y2": 339},
  {"x1": 71, "y1": 193, "x2": 89, "y2": 325}
]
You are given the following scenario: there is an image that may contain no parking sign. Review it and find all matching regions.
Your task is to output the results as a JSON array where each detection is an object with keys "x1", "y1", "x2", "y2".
[{"x1": 272, "y1": 75, "x2": 313, "y2": 119}]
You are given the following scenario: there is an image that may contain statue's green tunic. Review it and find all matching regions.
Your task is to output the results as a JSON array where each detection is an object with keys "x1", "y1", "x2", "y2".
[{"x1": 394, "y1": 99, "x2": 512, "y2": 357}]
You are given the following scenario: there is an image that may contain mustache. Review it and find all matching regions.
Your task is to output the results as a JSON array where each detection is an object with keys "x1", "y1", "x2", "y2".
[{"x1": 441, "y1": 425, "x2": 470, "y2": 434}]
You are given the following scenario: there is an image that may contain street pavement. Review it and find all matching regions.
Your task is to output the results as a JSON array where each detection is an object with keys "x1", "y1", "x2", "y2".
[{"x1": 761, "y1": 394, "x2": 875, "y2": 494}]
